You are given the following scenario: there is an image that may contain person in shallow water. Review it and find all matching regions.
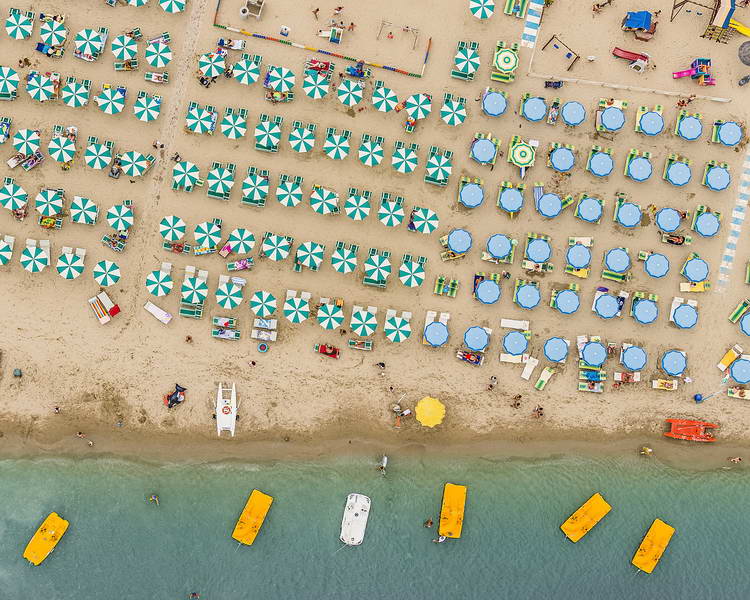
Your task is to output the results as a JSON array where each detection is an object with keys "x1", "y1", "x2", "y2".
[{"x1": 423, "y1": 518, "x2": 433, "y2": 528}]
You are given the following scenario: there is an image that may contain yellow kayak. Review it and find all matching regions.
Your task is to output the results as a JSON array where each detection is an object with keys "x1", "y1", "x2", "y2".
[
  {"x1": 631, "y1": 518, "x2": 675, "y2": 573},
  {"x1": 232, "y1": 489, "x2": 273, "y2": 546},
  {"x1": 23, "y1": 512, "x2": 69, "y2": 565},
  {"x1": 438, "y1": 483, "x2": 467, "y2": 539},
  {"x1": 560, "y1": 493, "x2": 612, "y2": 542}
]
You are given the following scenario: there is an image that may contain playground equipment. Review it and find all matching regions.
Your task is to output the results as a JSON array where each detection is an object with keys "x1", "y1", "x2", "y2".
[
  {"x1": 239, "y1": 0, "x2": 264, "y2": 20},
  {"x1": 672, "y1": 58, "x2": 715, "y2": 85},
  {"x1": 622, "y1": 11, "x2": 658, "y2": 41},
  {"x1": 541, "y1": 35, "x2": 580, "y2": 71},
  {"x1": 611, "y1": 47, "x2": 650, "y2": 73}
]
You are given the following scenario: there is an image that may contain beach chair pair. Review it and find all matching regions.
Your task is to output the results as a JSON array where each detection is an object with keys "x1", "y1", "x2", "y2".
[
  {"x1": 144, "y1": 71, "x2": 169, "y2": 84},
  {"x1": 504, "y1": 0, "x2": 529, "y2": 18},
  {"x1": 433, "y1": 275, "x2": 459, "y2": 297},
  {"x1": 451, "y1": 41, "x2": 480, "y2": 81},
  {"x1": 490, "y1": 42, "x2": 519, "y2": 83}
]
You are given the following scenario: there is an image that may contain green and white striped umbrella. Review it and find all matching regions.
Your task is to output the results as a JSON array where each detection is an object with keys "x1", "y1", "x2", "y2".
[
  {"x1": 5, "y1": 11, "x2": 33, "y2": 40},
  {"x1": 411, "y1": 207, "x2": 439, "y2": 234},
  {"x1": 295, "y1": 241, "x2": 325, "y2": 269},
  {"x1": 0, "y1": 240, "x2": 12, "y2": 265},
  {"x1": 56, "y1": 252, "x2": 85, "y2": 280},
  {"x1": 330, "y1": 247, "x2": 357, "y2": 273},
  {"x1": 111, "y1": 34, "x2": 138, "y2": 60},
  {"x1": 266, "y1": 66, "x2": 295, "y2": 92},
  {"x1": 12, "y1": 129, "x2": 40, "y2": 155},
  {"x1": 61, "y1": 81, "x2": 89, "y2": 107},
  {"x1": 261, "y1": 233, "x2": 291, "y2": 260},
  {"x1": 128, "y1": 0, "x2": 149, "y2": 5},
  {"x1": 283, "y1": 296, "x2": 310, "y2": 323},
  {"x1": 133, "y1": 95, "x2": 161, "y2": 122},
  {"x1": 358, "y1": 140, "x2": 384, "y2": 166},
  {"x1": 120, "y1": 150, "x2": 149, "y2": 177},
  {"x1": 399, "y1": 260, "x2": 425, "y2": 287},
  {"x1": 509, "y1": 141, "x2": 535, "y2": 167},
  {"x1": 302, "y1": 72, "x2": 329, "y2": 99},
  {"x1": 186, "y1": 107, "x2": 215, "y2": 134},
  {"x1": 404, "y1": 93, "x2": 432, "y2": 120},
  {"x1": 317, "y1": 303, "x2": 345, "y2": 329},
  {"x1": 145, "y1": 42, "x2": 172, "y2": 68},
  {"x1": 276, "y1": 180, "x2": 303, "y2": 207},
  {"x1": 215, "y1": 282, "x2": 243, "y2": 309},
  {"x1": 254, "y1": 121, "x2": 281, "y2": 148},
  {"x1": 425, "y1": 153, "x2": 453, "y2": 181},
  {"x1": 207, "y1": 167, "x2": 234, "y2": 196},
  {"x1": 20, "y1": 246, "x2": 48, "y2": 273},
  {"x1": 242, "y1": 173, "x2": 268, "y2": 202},
  {"x1": 40, "y1": 19, "x2": 67, "y2": 46},
  {"x1": 27, "y1": 73, "x2": 54, "y2": 102},
  {"x1": 323, "y1": 134, "x2": 350, "y2": 160},
  {"x1": 181, "y1": 276, "x2": 208, "y2": 304},
  {"x1": 70, "y1": 196, "x2": 98, "y2": 224},
  {"x1": 160, "y1": 0, "x2": 186, "y2": 13},
  {"x1": 378, "y1": 200, "x2": 405, "y2": 227},
  {"x1": 440, "y1": 100, "x2": 467, "y2": 126},
  {"x1": 84, "y1": 143, "x2": 112, "y2": 169},
  {"x1": 93, "y1": 260, "x2": 121, "y2": 286},
  {"x1": 194, "y1": 221, "x2": 222, "y2": 248},
  {"x1": 0, "y1": 66, "x2": 19, "y2": 95},
  {"x1": 75, "y1": 28, "x2": 103, "y2": 56},
  {"x1": 309, "y1": 187, "x2": 338, "y2": 215},
  {"x1": 198, "y1": 52, "x2": 226, "y2": 78},
  {"x1": 106, "y1": 204, "x2": 134, "y2": 230},
  {"x1": 35, "y1": 189, "x2": 63, "y2": 216},
  {"x1": 0, "y1": 181, "x2": 27, "y2": 210},
  {"x1": 288, "y1": 126, "x2": 315, "y2": 153},
  {"x1": 172, "y1": 161, "x2": 200, "y2": 188},
  {"x1": 249, "y1": 290, "x2": 277, "y2": 317},
  {"x1": 454, "y1": 47, "x2": 480, "y2": 75},
  {"x1": 227, "y1": 228, "x2": 255, "y2": 254},
  {"x1": 145, "y1": 269, "x2": 173, "y2": 297},
  {"x1": 337, "y1": 79, "x2": 363, "y2": 107},
  {"x1": 344, "y1": 193, "x2": 370, "y2": 220},
  {"x1": 47, "y1": 136, "x2": 75, "y2": 162},
  {"x1": 159, "y1": 215, "x2": 186, "y2": 241},
  {"x1": 220, "y1": 112, "x2": 247, "y2": 139},
  {"x1": 391, "y1": 146, "x2": 419, "y2": 174},
  {"x1": 372, "y1": 85, "x2": 398, "y2": 112},
  {"x1": 469, "y1": 0, "x2": 495, "y2": 18},
  {"x1": 350, "y1": 309, "x2": 378, "y2": 337},
  {"x1": 96, "y1": 88, "x2": 126, "y2": 115},
  {"x1": 384, "y1": 316, "x2": 411, "y2": 342},
  {"x1": 232, "y1": 58, "x2": 260, "y2": 85},
  {"x1": 494, "y1": 48, "x2": 518, "y2": 73},
  {"x1": 364, "y1": 254, "x2": 392, "y2": 279}
]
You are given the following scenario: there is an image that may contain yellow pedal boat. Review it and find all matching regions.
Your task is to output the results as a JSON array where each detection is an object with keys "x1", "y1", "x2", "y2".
[
  {"x1": 23, "y1": 512, "x2": 69, "y2": 565},
  {"x1": 560, "y1": 492, "x2": 612, "y2": 542},
  {"x1": 232, "y1": 489, "x2": 273, "y2": 546},
  {"x1": 438, "y1": 483, "x2": 467, "y2": 539}
]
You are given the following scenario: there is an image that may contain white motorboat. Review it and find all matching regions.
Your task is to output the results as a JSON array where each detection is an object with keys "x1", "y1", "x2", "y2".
[
  {"x1": 216, "y1": 382, "x2": 237, "y2": 437},
  {"x1": 339, "y1": 493, "x2": 371, "y2": 546}
]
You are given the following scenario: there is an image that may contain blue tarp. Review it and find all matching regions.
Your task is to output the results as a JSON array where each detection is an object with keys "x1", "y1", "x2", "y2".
[{"x1": 624, "y1": 11, "x2": 652, "y2": 30}]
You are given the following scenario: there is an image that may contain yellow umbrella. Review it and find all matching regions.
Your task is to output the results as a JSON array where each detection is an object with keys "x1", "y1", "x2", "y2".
[{"x1": 416, "y1": 397, "x2": 445, "y2": 428}]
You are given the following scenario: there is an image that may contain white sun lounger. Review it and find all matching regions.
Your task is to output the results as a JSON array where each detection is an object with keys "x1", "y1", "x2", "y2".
[
  {"x1": 61, "y1": 246, "x2": 73, "y2": 255},
  {"x1": 39, "y1": 239, "x2": 50, "y2": 258},
  {"x1": 500, "y1": 353, "x2": 524, "y2": 364},
  {"x1": 3, "y1": 235, "x2": 14, "y2": 252},
  {"x1": 144, "y1": 301, "x2": 172, "y2": 324},
  {"x1": 286, "y1": 289, "x2": 298, "y2": 299},
  {"x1": 75, "y1": 247, "x2": 86, "y2": 260},
  {"x1": 438, "y1": 312, "x2": 450, "y2": 325},
  {"x1": 197, "y1": 269, "x2": 208, "y2": 283},
  {"x1": 251, "y1": 329, "x2": 277, "y2": 341},
  {"x1": 521, "y1": 356, "x2": 539, "y2": 380},
  {"x1": 501, "y1": 318, "x2": 529, "y2": 330},
  {"x1": 300, "y1": 291, "x2": 312, "y2": 301},
  {"x1": 254, "y1": 318, "x2": 277, "y2": 330},
  {"x1": 185, "y1": 264, "x2": 196, "y2": 277},
  {"x1": 218, "y1": 274, "x2": 230, "y2": 285},
  {"x1": 402, "y1": 311, "x2": 412, "y2": 321},
  {"x1": 26, "y1": 239, "x2": 37, "y2": 249},
  {"x1": 385, "y1": 308, "x2": 397, "y2": 320}
]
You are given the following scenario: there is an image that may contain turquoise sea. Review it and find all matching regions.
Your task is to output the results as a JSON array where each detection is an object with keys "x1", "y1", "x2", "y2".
[{"x1": 1, "y1": 454, "x2": 748, "y2": 599}]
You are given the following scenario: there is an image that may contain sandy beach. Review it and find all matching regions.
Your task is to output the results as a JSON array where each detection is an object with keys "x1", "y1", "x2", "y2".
[{"x1": 2, "y1": 0, "x2": 750, "y2": 459}]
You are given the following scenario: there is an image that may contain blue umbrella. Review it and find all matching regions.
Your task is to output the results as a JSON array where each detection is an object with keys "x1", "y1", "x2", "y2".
[
  {"x1": 717, "y1": 121, "x2": 742, "y2": 146},
  {"x1": 544, "y1": 337, "x2": 569, "y2": 362},
  {"x1": 627, "y1": 156, "x2": 652, "y2": 182},
  {"x1": 459, "y1": 182, "x2": 484, "y2": 208},
  {"x1": 502, "y1": 330, "x2": 528, "y2": 355},
  {"x1": 471, "y1": 138, "x2": 496, "y2": 164},
  {"x1": 475, "y1": 279, "x2": 501, "y2": 304},
  {"x1": 561, "y1": 101, "x2": 585, "y2": 126},
  {"x1": 536, "y1": 193, "x2": 562, "y2": 218},
  {"x1": 644, "y1": 253, "x2": 670, "y2": 278},
  {"x1": 521, "y1": 97, "x2": 546, "y2": 122},
  {"x1": 661, "y1": 350, "x2": 687, "y2": 376},
  {"x1": 677, "y1": 115, "x2": 702, "y2": 141},
  {"x1": 639, "y1": 111, "x2": 664, "y2": 136},
  {"x1": 705, "y1": 165, "x2": 730, "y2": 191},
  {"x1": 516, "y1": 284, "x2": 540, "y2": 309},
  {"x1": 549, "y1": 147, "x2": 575, "y2": 172},
  {"x1": 555, "y1": 289, "x2": 579, "y2": 314},
  {"x1": 684, "y1": 257, "x2": 709, "y2": 282},
  {"x1": 487, "y1": 234, "x2": 511, "y2": 259},
  {"x1": 695, "y1": 212, "x2": 720, "y2": 237},
  {"x1": 498, "y1": 188, "x2": 523, "y2": 213},
  {"x1": 447, "y1": 229, "x2": 472, "y2": 253},
  {"x1": 582, "y1": 341, "x2": 607, "y2": 367},
  {"x1": 566, "y1": 244, "x2": 591, "y2": 269},
  {"x1": 482, "y1": 91, "x2": 507, "y2": 116},
  {"x1": 730, "y1": 358, "x2": 750, "y2": 384},
  {"x1": 423, "y1": 321, "x2": 449, "y2": 347},
  {"x1": 622, "y1": 346, "x2": 647, "y2": 371},
  {"x1": 589, "y1": 152, "x2": 613, "y2": 177},
  {"x1": 465, "y1": 326, "x2": 490, "y2": 352},
  {"x1": 604, "y1": 248, "x2": 630, "y2": 273},
  {"x1": 665, "y1": 162, "x2": 691, "y2": 186},
  {"x1": 673, "y1": 304, "x2": 698, "y2": 329},
  {"x1": 576, "y1": 197, "x2": 602, "y2": 223},
  {"x1": 600, "y1": 106, "x2": 624, "y2": 131},
  {"x1": 632, "y1": 298, "x2": 658, "y2": 324},
  {"x1": 740, "y1": 312, "x2": 750, "y2": 336},
  {"x1": 526, "y1": 239, "x2": 551, "y2": 263},
  {"x1": 594, "y1": 294, "x2": 620, "y2": 319},
  {"x1": 655, "y1": 208, "x2": 681, "y2": 232},
  {"x1": 616, "y1": 202, "x2": 641, "y2": 228}
]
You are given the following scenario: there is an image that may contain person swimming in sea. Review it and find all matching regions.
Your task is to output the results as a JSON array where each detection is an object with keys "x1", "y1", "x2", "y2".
[{"x1": 149, "y1": 494, "x2": 160, "y2": 506}]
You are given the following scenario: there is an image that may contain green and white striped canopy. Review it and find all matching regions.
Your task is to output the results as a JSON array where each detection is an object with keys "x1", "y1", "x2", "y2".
[
  {"x1": 261, "y1": 233, "x2": 291, "y2": 260},
  {"x1": 220, "y1": 112, "x2": 247, "y2": 139},
  {"x1": 181, "y1": 276, "x2": 208, "y2": 304},
  {"x1": 227, "y1": 228, "x2": 255, "y2": 254},
  {"x1": 232, "y1": 58, "x2": 260, "y2": 85},
  {"x1": 96, "y1": 88, "x2": 126, "y2": 115},
  {"x1": 74, "y1": 28, "x2": 103, "y2": 56},
  {"x1": 198, "y1": 52, "x2": 226, "y2": 78},
  {"x1": 323, "y1": 134, "x2": 350, "y2": 160},
  {"x1": 283, "y1": 296, "x2": 310, "y2": 323},
  {"x1": 12, "y1": 128, "x2": 40, "y2": 155},
  {"x1": 242, "y1": 173, "x2": 268, "y2": 202},
  {"x1": 172, "y1": 161, "x2": 200, "y2": 188},
  {"x1": 107, "y1": 204, "x2": 134, "y2": 230},
  {"x1": 344, "y1": 193, "x2": 370, "y2": 220},
  {"x1": 186, "y1": 107, "x2": 216, "y2": 134},
  {"x1": 266, "y1": 66, "x2": 295, "y2": 92},
  {"x1": 249, "y1": 290, "x2": 277, "y2": 317},
  {"x1": 47, "y1": 136, "x2": 75, "y2": 162},
  {"x1": 40, "y1": 19, "x2": 67, "y2": 46},
  {"x1": 5, "y1": 11, "x2": 33, "y2": 40},
  {"x1": 288, "y1": 126, "x2": 315, "y2": 153},
  {"x1": 494, "y1": 48, "x2": 519, "y2": 73},
  {"x1": 469, "y1": 0, "x2": 495, "y2": 18},
  {"x1": 93, "y1": 260, "x2": 121, "y2": 286},
  {"x1": 145, "y1": 269, "x2": 173, "y2": 297},
  {"x1": 20, "y1": 246, "x2": 48, "y2": 273},
  {"x1": 317, "y1": 303, "x2": 345, "y2": 329},
  {"x1": 441, "y1": 100, "x2": 467, "y2": 126},
  {"x1": 295, "y1": 241, "x2": 325, "y2": 269},
  {"x1": 27, "y1": 73, "x2": 54, "y2": 102},
  {"x1": 302, "y1": 72, "x2": 329, "y2": 99},
  {"x1": 425, "y1": 153, "x2": 453, "y2": 181},
  {"x1": 337, "y1": 79, "x2": 363, "y2": 106},
  {"x1": 254, "y1": 121, "x2": 281, "y2": 149},
  {"x1": 0, "y1": 66, "x2": 19, "y2": 95},
  {"x1": 384, "y1": 316, "x2": 411, "y2": 342},
  {"x1": 0, "y1": 240, "x2": 12, "y2": 266},
  {"x1": 350, "y1": 308, "x2": 378, "y2": 337},
  {"x1": 309, "y1": 187, "x2": 338, "y2": 215},
  {"x1": 330, "y1": 247, "x2": 357, "y2": 274},
  {"x1": 194, "y1": 221, "x2": 222, "y2": 248},
  {"x1": 410, "y1": 207, "x2": 439, "y2": 234},
  {"x1": 0, "y1": 181, "x2": 27, "y2": 211},
  {"x1": 215, "y1": 282, "x2": 243, "y2": 309},
  {"x1": 35, "y1": 189, "x2": 63, "y2": 216},
  {"x1": 398, "y1": 260, "x2": 425, "y2": 287},
  {"x1": 276, "y1": 180, "x2": 303, "y2": 207},
  {"x1": 160, "y1": 0, "x2": 186, "y2": 13},
  {"x1": 404, "y1": 93, "x2": 432, "y2": 120},
  {"x1": 372, "y1": 85, "x2": 398, "y2": 112},
  {"x1": 454, "y1": 47, "x2": 480, "y2": 75},
  {"x1": 159, "y1": 215, "x2": 186, "y2": 241},
  {"x1": 206, "y1": 167, "x2": 234, "y2": 196},
  {"x1": 56, "y1": 252, "x2": 85, "y2": 280},
  {"x1": 84, "y1": 143, "x2": 112, "y2": 169},
  {"x1": 70, "y1": 196, "x2": 98, "y2": 224},
  {"x1": 364, "y1": 254, "x2": 392, "y2": 279},
  {"x1": 120, "y1": 150, "x2": 149, "y2": 177},
  {"x1": 111, "y1": 34, "x2": 138, "y2": 60},
  {"x1": 378, "y1": 200, "x2": 405, "y2": 227},
  {"x1": 61, "y1": 81, "x2": 89, "y2": 107},
  {"x1": 391, "y1": 146, "x2": 419, "y2": 174},
  {"x1": 133, "y1": 95, "x2": 161, "y2": 122},
  {"x1": 145, "y1": 41, "x2": 172, "y2": 68},
  {"x1": 358, "y1": 140, "x2": 384, "y2": 166}
]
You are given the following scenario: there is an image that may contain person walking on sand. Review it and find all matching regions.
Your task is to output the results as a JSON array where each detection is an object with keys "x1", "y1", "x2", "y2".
[
  {"x1": 387, "y1": 31, "x2": 394, "y2": 39},
  {"x1": 424, "y1": 518, "x2": 433, "y2": 528},
  {"x1": 312, "y1": 7, "x2": 319, "y2": 19},
  {"x1": 347, "y1": 22, "x2": 356, "y2": 32},
  {"x1": 333, "y1": 6, "x2": 344, "y2": 15}
]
